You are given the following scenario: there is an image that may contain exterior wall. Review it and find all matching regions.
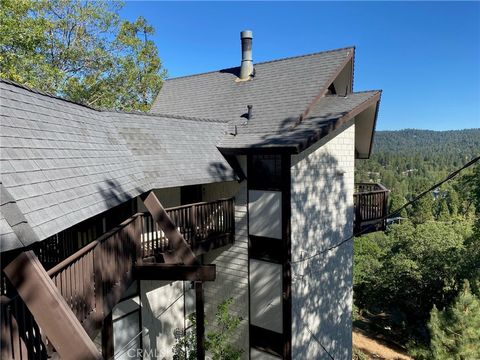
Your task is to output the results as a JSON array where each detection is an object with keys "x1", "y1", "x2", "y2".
[
  {"x1": 113, "y1": 284, "x2": 142, "y2": 359},
  {"x1": 290, "y1": 124, "x2": 355, "y2": 359},
  {"x1": 202, "y1": 180, "x2": 239, "y2": 202},
  {"x1": 203, "y1": 156, "x2": 249, "y2": 358},
  {"x1": 139, "y1": 280, "x2": 192, "y2": 359}
]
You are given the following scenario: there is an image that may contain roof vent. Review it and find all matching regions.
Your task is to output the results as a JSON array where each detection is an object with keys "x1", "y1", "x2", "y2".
[
  {"x1": 239, "y1": 30, "x2": 254, "y2": 80},
  {"x1": 247, "y1": 105, "x2": 253, "y2": 120}
]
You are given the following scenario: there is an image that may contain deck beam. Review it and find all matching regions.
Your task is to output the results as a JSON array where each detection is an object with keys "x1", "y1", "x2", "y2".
[
  {"x1": 133, "y1": 263, "x2": 216, "y2": 281},
  {"x1": 3, "y1": 251, "x2": 102, "y2": 360}
]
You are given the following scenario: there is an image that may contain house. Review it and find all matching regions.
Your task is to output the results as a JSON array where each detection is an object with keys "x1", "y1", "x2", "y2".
[{"x1": 0, "y1": 30, "x2": 387, "y2": 359}]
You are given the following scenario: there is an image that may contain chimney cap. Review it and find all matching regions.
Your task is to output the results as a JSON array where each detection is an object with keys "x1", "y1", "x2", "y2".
[{"x1": 241, "y1": 30, "x2": 253, "y2": 39}]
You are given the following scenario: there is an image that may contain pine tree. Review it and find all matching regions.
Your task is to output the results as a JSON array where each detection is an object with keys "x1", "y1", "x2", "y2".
[{"x1": 429, "y1": 281, "x2": 480, "y2": 359}]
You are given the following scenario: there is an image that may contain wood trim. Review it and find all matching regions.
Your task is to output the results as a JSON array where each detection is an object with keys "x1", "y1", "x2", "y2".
[
  {"x1": 224, "y1": 154, "x2": 247, "y2": 181},
  {"x1": 366, "y1": 97, "x2": 381, "y2": 159},
  {"x1": 246, "y1": 158, "x2": 252, "y2": 359},
  {"x1": 250, "y1": 325, "x2": 283, "y2": 357},
  {"x1": 281, "y1": 154, "x2": 292, "y2": 360},
  {"x1": 3, "y1": 251, "x2": 102, "y2": 360},
  {"x1": 195, "y1": 281, "x2": 205, "y2": 360},
  {"x1": 296, "y1": 92, "x2": 381, "y2": 154},
  {"x1": 217, "y1": 146, "x2": 297, "y2": 156},
  {"x1": 133, "y1": 264, "x2": 216, "y2": 281},
  {"x1": 249, "y1": 235, "x2": 283, "y2": 264},
  {"x1": 101, "y1": 312, "x2": 114, "y2": 359},
  {"x1": 301, "y1": 49, "x2": 355, "y2": 119},
  {"x1": 246, "y1": 154, "x2": 292, "y2": 359}
]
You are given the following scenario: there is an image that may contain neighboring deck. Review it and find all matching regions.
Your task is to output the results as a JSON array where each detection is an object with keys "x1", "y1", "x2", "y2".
[{"x1": 354, "y1": 183, "x2": 390, "y2": 233}]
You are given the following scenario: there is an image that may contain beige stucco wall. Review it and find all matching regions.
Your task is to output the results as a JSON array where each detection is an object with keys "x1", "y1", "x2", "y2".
[
  {"x1": 203, "y1": 156, "x2": 249, "y2": 358},
  {"x1": 290, "y1": 124, "x2": 355, "y2": 359}
]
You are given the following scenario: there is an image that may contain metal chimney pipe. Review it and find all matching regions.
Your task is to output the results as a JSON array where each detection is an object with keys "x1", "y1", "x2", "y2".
[{"x1": 240, "y1": 30, "x2": 253, "y2": 80}]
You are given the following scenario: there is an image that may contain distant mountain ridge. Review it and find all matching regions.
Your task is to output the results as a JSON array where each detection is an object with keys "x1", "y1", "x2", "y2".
[{"x1": 371, "y1": 129, "x2": 480, "y2": 166}]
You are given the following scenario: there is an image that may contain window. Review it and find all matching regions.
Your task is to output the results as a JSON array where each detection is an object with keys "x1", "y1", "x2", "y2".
[{"x1": 248, "y1": 155, "x2": 282, "y2": 190}]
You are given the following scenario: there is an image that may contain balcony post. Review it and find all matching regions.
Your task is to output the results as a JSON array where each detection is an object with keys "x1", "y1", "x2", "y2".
[
  {"x1": 191, "y1": 205, "x2": 197, "y2": 250},
  {"x1": 195, "y1": 281, "x2": 205, "y2": 360}
]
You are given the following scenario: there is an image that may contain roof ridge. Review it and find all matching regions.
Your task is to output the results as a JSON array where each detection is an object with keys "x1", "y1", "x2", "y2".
[
  {"x1": 1, "y1": 79, "x2": 227, "y2": 125},
  {"x1": 164, "y1": 46, "x2": 356, "y2": 82},
  {"x1": 350, "y1": 89, "x2": 382, "y2": 95},
  {"x1": 1, "y1": 78, "x2": 225, "y2": 123},
  {"x1": 323, "y1": 90, "x2": 381, "y2": 98},
  {"x1": 0, "y1": 78, "x2": 99, "y2": 111}
]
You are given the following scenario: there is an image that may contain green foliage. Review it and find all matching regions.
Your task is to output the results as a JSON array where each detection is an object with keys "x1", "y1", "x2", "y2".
[
  {"x1": 354, "y1": 219, "x2": 476, "y2": 340},
  {"x1": 429, "y1": 281, "x2": 480, "y2": 359},
  {"x1": 172, "y1": 297, "x2": 243, "y2": 360},
  {"x1": 410, "y1": 194, "x2": 434, "y2": 224},
  {"x1": 353, "y1": 347, "x2": 369, "y2": 360},
  {"x1": 0, "y1": 0, "x2": 165, "y2": 111},
  {"x1": 206, "y1": 297, "x2": 244, "y2": 360},
  {"x1": 172, "y1": 314, "x2": 197, "y2": 360},
  {"x1": 353, "y1": 231, "x2": 387, "y2": 307}
]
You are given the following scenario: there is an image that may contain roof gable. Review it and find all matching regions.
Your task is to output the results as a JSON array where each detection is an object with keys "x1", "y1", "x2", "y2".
[
  {"x1": 151, "y1": 47, "x2": 354, "y2": 125},
  {"x1": 217, "y1": 90, "x2": 381, "y2": 153}
]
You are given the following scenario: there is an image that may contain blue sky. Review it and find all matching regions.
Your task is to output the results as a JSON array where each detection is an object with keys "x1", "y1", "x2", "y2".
[{"x1": 121, "y1": 1, "x2": 480, "y2": 131}]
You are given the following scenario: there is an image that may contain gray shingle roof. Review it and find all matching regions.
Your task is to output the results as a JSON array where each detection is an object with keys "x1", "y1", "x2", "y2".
[
  {"x1": 0, "y1": 80, "x2": 234, "y2": 250},
  {"x1": 111, "y1": 112, "x2": 234, "y2": 188},
  {"x1": 218, "y1": 90, "x2": 381, "y2": 152},
  {"x1": 151, "y1": 47, "x2": 354, "y2": 124}
]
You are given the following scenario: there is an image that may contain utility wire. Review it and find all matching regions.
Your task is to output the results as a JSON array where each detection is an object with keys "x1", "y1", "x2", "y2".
[
  {"x1": 290, "y1": 155, "x2": 480, "y2": 265},
  {"x1": 289, "y1": 155, "x2": 479, "y2": 360},
  {"x1": 292, "y1": 306, "x2": 335, "y2": 359}
]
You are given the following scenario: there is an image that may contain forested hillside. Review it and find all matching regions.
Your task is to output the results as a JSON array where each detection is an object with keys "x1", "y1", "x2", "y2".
[
  {"x1": 353, "y1": 129, "x2": 480, "y2": 359},
  {"x1": 357, "y1": 128, "x2": 480, "y2": 187}
]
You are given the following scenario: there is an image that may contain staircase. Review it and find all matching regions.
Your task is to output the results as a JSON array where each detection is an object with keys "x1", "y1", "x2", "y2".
[{"x1": 1, "y1": 195, "x2": 234, "y2": 359}]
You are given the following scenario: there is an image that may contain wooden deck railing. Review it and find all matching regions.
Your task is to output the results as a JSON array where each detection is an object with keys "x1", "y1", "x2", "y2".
[
  {"x1": 141, "y1": 197, "x2": 235, "y2": 258},
  {"x1": 1, "y1": 294, "x2": 49, "y2": 359},
  {"x1": 46, "y1": 214, "x2": 141, "y2": 337},
  {"x1": 1, "y1": 197, "x2": 235, "y2": 359},
  {"x1": 354, "y1": 183, "x2": 389, "y2": 233}
]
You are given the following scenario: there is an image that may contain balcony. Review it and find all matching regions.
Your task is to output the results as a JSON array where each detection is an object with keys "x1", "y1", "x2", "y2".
[
  {"x1": 141, "y1": 198, "x2": 235, "y2": 260},
  {"x1": 1, "y1": 196, "x2": 234, "y2": 360},
  {"x1": 354, "y1": 183, "x2": 390, "y2": 233}
]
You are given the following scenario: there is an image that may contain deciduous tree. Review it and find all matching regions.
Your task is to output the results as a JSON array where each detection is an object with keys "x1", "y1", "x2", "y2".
[{"x1": 0, "y1": 0, "x2": 165, "y2": 111}]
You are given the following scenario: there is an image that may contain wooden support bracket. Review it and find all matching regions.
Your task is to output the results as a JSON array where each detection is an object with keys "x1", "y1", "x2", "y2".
[{"x1": 141, "y1": 191, "x2": 198, "y2": 265}]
